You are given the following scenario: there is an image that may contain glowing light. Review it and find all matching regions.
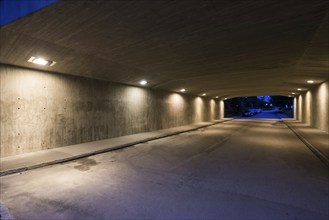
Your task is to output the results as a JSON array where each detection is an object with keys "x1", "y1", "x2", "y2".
[
  {"x1": 139, "y1": 80, "x2": 147, "y2": 85},
  {"x1": 292, "y1": 92, "x2": 295, "y2": 94},
  {"x1": 202, "y1": 93, "x2": 206, "y2": 96},
  {"x1": 28, "y1": 57, "x2": 55, "y2": 66},
  {"x1": 215, "y1": 96, "x2": 219, "y2": 98},
  {"x1": 32, "y1": 58, "x2": 48, "y2": 65},
  {"x1": 297, "y1": 88, "x2": 302, "y2": 91},
  {"x1": 307, "y1": 80, "x2": 314, "y2": 84},
  {"x1": 180, "y1": 88, "x2": 186, "y2": 92}
]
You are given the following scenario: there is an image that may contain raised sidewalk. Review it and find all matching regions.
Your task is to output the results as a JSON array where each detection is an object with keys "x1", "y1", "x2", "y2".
[
  {"x1": 0, "y1": 120, "x2": 229, "y2": 176},
  {"x1": 285, "y1": 121, "x2": 329, "y2": 167}
]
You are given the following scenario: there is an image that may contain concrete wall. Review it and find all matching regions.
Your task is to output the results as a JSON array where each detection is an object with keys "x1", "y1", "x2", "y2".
[
  {"x1": 219, "y1": 100, "x2": 225, "y2": 119},
  {"x1": 0, "y1": 64, "x2": 219, "y2": 157},
  {"x1": 293, "y1": 97, "x2": 297, "y2": 120},
  {"x1": 296, "y1": 80, "x2": 329, "y2": 132}
]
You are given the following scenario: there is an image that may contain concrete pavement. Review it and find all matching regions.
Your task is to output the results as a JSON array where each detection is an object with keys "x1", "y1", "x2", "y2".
[
  {"x1": 285, "y1": 121, "x2": 329, "y2": 159},
  {"x1": 0, "y1": 119, "x2": 328, "y2": 219}
]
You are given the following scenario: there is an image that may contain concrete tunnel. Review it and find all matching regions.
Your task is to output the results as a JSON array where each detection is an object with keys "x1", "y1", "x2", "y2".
[{"x1": 0, "y1": 0, "x2": 328, "y2": 219}]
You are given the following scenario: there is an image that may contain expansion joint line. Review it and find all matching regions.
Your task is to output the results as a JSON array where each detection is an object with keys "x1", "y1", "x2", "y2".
[{"x1": 284, "y1": 122, "x2": 329, "y2": 168}]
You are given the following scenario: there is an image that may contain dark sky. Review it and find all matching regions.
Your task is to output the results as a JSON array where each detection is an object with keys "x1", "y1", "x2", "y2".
[{"x1": 0, "y1": 0, "x2": 58, "y2": 27}]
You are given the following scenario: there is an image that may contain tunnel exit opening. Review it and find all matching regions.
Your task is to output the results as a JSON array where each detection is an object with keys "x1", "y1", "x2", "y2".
[{"x1": 223, "y1": 96, "x2": 294, "y2": 119}]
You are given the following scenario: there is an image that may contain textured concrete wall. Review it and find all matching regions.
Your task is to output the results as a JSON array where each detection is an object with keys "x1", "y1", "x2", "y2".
[
  {"x1": 293, "y1": 97, "x2": 297, "y2": 119},
  {"x1": 296, "y1": 80, "x2": 329, "y2": 132},
  {"x1": 219, "y1": 100, "x2": 225, "y2": 119},
  {"x1": 0, "y1": 64, "x2": 219, "y2": 157}
]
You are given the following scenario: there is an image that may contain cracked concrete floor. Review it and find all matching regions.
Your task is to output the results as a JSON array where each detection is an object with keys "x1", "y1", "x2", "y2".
[{"x1": 0, "y1": 120, "x2": 328, "y2": 219}]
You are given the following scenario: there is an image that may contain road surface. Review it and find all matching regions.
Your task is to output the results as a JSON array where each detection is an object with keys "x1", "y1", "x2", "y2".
[{"x1": 0, "y1": 120, "x2": 328, "y2": 219}]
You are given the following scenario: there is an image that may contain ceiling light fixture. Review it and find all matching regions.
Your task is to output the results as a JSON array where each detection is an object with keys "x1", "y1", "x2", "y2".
[
  {"x1": 215, "y1": 96, "x2": 219, "y2": 98},
  {"x1": 292, "y1": 92, "x2": 295, "y2": 94},
  {"x1": 224, "y1": 98, "x2": 227, "y2": 100},
  {"x1": 139, "y1": 80, "x2": 147, "y2": 85},
  {"x1": 307, "y1": 80, "x2": 314, "y2": 84},
  {"x1": 202, "y1": 93, "x2": 206, "y2": 96},
  {"x1": 180, "y1": 88, "x2": 186, "y2": 92},
  {"x1": 28, "y1": 57, "x2": 56, "y2": 66},
  {"x1": 297, "y1": 88, "x2": 302, "y2": 91}
]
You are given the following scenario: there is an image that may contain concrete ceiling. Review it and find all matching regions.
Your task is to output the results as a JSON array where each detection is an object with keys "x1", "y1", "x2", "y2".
[{"x1": 0, "y1": 0, "x2": 328, "y2": 98}]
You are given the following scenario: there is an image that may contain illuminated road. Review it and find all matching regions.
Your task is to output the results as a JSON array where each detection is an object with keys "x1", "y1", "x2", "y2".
[
  {"x1": 235, "y1": 109, "x2": 291, "y2": 119},
  {"x1": 1, "y1": 120, "x2": 328, "y2": 219}
]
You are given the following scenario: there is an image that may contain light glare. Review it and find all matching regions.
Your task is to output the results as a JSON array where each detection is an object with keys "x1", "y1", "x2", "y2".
[
  {"x1": 27, "y1": 56, "x2": 56, "y2": 66},
  {"x1": 33, "y1": 58, "x2": 49, "y2": 65},
  {"x1": 307, "y1": 80, "x2": 314, "y2": 84},
  {"x1": 180, "y1": 88, "x2": 186, "y2": 92},
  {"x1": 139, "y1": 80, "x2": 147, "y2": 85}
]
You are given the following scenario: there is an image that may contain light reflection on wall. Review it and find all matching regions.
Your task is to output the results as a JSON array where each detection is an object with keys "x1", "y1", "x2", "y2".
[
  {"x1": 1, "y1": 65, "x2": 221, "y2": 157},
  {"x1": 297, "y1": 81, "x2": 328, "y2": 132},
  {"x1": 210, "y1": 99, "x2": 215, "y2": 120},
  {"x1": 123, "y1": 87, "x2": 148, "y2": 132},
  {"x1": 315, "y1": 82, "x2": 328, "y2": 131},
  {"x1": 305, "y1": 91, "x2": 312, "y2": 124},
  {"x1": 124, "y1": 87, "x2": 147, "y2": 114},
  {"x1": 297, "y1": 95, "x2": 303, "y2": 121},
  {"x1": 219, "y1": 100, "x2": 224, "y2": 119},
  {"x1": 168, "y1": 93, "x2": 185, "y2": 109},
  {"x1": 167, "y1": 93, "x2": 186, "y2": 125},
  {"x1": 293, "y1": 97, "x2": 297, "y2": 120},
  {"x1": 194, "y1": 97, "x2": 204, "y2": 122}
]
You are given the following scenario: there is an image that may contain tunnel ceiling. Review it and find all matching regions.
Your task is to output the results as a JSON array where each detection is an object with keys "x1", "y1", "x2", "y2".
[{"x1": 0, "y1": 0, "x2": 328, "y2": 98}]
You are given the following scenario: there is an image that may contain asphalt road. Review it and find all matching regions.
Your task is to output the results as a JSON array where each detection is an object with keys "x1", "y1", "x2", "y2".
[
  {"x1": 1, "y1": 120, "x2": 328, "y2": 219},
  {"x1": 235, "y1": 110, "x2": 291, "y2": 119}
]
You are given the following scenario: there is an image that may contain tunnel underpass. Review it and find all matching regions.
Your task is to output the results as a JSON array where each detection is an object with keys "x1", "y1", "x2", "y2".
[{"x1": 0, "y1": 0, "x2": 328, "y2": 219}]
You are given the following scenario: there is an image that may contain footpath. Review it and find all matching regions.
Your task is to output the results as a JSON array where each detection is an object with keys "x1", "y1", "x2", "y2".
[
  {"x1": 285, "y1": 121, "x2": 329, "y2": 167},
  {"x1": 0, "y1": 120, "x2": 230, "y2": 176}
]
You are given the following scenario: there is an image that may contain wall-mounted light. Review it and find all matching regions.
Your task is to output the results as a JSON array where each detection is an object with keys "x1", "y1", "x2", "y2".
[
  {"x1": 307, "y1": 80, "x2": 314, "y2": 84},
  {"x1": 180, "y1": 88, "x2": 186, "y2": 92},
  {"x1": 139, "y1": 80, "x2": 147, "y2": 85},
  {"x1": 28, "y1": 57, "x2": 56, "y2": 66}
]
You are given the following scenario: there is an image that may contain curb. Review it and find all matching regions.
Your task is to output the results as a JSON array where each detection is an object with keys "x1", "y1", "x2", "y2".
[
  {"x1": 0, "y1": 119, "x2": 232, "y2": 177},
  {"x1": 284, "y1": 122, "x2": 329, "y2": 168}
]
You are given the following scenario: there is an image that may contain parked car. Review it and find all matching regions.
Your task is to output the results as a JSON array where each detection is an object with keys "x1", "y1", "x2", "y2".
[
  {"x1": 249, "y1": 108, "x2": 262, "y2": 115},
  {"x1": 242, "y1": 111, "x2": 253, "y2": 117}
]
